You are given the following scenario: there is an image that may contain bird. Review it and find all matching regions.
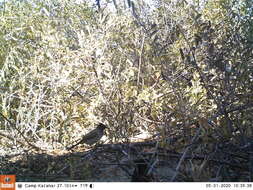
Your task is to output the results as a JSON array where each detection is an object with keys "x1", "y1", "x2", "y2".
[{"x1": 67, "y1": 123, "x2": 107, "y2": 150}]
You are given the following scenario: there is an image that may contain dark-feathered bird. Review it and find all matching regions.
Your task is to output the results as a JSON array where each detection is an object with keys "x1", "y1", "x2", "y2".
[{"x1": 67, "y1": 123, "x2": 107, "y2": 150}]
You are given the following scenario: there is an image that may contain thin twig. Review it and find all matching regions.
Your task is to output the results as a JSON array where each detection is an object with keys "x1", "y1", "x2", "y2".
[{"x1": 137, "y1": 35, "x2": 146, "y2": 86}]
